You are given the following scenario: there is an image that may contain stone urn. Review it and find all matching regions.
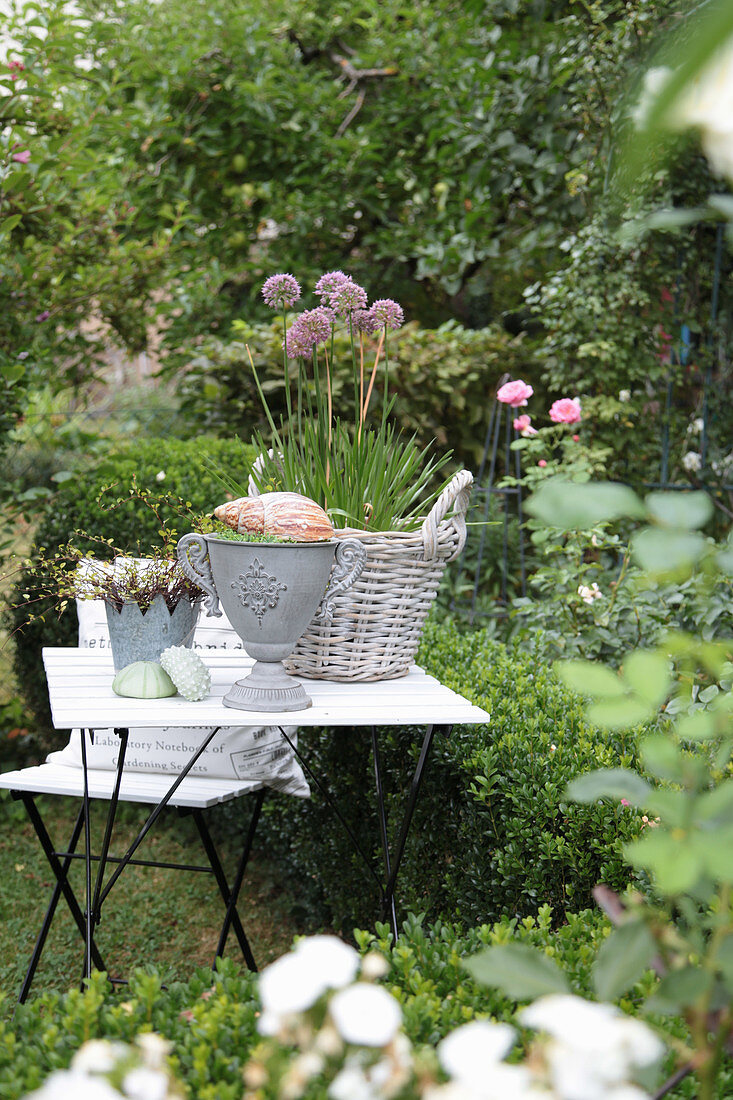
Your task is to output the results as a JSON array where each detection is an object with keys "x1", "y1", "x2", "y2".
[{"x1": 177, "y1": 534, "x2": 365, "y2": 711}]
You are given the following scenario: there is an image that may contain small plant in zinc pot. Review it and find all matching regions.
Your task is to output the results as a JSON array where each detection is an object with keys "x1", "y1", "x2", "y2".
[{"x1": 9, "y1": 484, "x2": 206, "y2": 672}]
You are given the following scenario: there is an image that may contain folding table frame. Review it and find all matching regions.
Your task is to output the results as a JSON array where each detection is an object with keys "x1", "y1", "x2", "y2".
[{"x1": 0, "y1": 649, "x2": 489, "y2": 1001}]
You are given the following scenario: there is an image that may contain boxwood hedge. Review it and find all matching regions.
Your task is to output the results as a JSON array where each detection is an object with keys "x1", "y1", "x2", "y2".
[{"x1": 251, "y1": 619, "x2": 648, "y2": 932}]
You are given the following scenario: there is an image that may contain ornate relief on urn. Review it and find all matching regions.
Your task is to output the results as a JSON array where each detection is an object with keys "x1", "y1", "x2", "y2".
[{"x1": 177, "y1": 494, "x2": 365, "y2": 711}]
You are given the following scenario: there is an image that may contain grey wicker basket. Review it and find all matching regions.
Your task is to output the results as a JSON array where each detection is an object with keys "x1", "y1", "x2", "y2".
[{"x1": 257, "y1": 469, "x2": 473, "y2": 681}]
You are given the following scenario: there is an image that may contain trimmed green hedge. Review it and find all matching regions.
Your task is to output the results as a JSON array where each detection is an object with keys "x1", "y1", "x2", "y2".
[
  {"x1": 0, "y1": 910, "x2": 610, "y2": 1100},
  {"x1": 5, "y1": 913, "x2": 718, "y2": 1100},
  {"x1": 253, "y1": 619, "x2": 647, "y2": 931},
  {"x1": 7, "y1": 436, "x2": 257, "y2": 746}
]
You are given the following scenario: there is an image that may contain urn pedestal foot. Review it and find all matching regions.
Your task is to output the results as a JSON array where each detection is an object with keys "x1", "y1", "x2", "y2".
[{"x1": 223, "y1": 660, "x2": 313, "y2": 712}]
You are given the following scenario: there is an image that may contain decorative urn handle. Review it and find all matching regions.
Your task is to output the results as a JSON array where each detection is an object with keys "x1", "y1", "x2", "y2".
[
  {"x1": 177, "y1": 533, "x2": 222, "y2": 617},
  {"x1": 314, "y1": 538, "x2": 366, "y2": 625}
]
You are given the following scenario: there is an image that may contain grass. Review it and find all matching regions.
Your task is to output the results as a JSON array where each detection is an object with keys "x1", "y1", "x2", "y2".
[{"x1": 0, "y1": 791, "x2": 302, "y2": 1016}]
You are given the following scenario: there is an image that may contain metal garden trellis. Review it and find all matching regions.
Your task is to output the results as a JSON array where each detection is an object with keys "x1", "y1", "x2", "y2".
[{"x1": 452, "y1": 222, "x2": 732, "y2": 625}]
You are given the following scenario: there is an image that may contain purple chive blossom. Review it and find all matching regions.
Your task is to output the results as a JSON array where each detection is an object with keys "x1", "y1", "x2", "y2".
[
  {"x1": 298, "y1": 306, "x2": 334, "y2": 345},
  {"x1": 329, "y1": 279, "x2": 368, "y2": 317},
  {"x1": 352, "y1": 308, "x2": 379, "y2": 336},
  {"x1": 262, "y1": 273, "x2": 301, "y2": 309},
  {"x1": 315, "y1": 270, "x2": 349, "y2": 301},
  {"x1": 284, "y1": 308, "x2": 333, "y2": 359},
  {"x1": 284, "y1": 323, "x2": 313, "y2": 360},
  {"x1": 370, "y1": 299, "x2": 404, "y2": 331}
]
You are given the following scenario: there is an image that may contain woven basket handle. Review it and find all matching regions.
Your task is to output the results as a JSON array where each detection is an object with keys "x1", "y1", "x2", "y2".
[{"x1": 420, "y1": 469, "x2": 473, "y2": 561}]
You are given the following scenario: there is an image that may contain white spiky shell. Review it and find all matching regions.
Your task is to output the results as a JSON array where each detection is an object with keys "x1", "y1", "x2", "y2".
[
  {"x1": 213, "y1": 491, "x2": 334, "y2": 542},
  {"x1": 159, "y1": 646, "x2": 211, "y2": 702}
]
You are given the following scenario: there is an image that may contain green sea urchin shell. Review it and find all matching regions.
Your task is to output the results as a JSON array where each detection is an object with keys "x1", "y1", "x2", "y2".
[
  {"x1": 112, "y1": 661, "x2": 177, "y2": 699},
  {"x1": 159, "y1": 646, "x2": 211, "y2": 702}
]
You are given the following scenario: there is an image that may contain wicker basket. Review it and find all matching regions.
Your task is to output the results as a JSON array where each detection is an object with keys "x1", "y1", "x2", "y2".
[{"x1": 264, "y1": 469, "x2": 473, "y2": 681}]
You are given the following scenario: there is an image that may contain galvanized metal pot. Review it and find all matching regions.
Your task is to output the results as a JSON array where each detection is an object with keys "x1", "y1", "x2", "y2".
[
  {"x1": 176, "y1": 535, "x2": 366, "y2": 711},
  {"x1": 105, "y1": 594, "x2": 201, "y2": 673}
]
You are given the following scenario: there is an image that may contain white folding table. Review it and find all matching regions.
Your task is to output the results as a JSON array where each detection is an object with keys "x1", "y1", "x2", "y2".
[{"x1": 0, "y1": 648, "x2": 489, "y2": 999}]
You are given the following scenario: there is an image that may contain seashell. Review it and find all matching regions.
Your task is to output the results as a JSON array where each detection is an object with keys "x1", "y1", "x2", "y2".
[
  {"x1": 112, "y1": 661, "x2": 177, "y2": 699},
  {"x1": 214, "y1": 491, "x2": 335, "y2": 542}
]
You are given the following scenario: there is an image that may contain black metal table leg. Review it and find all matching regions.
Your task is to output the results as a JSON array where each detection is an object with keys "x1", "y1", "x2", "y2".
[
  {"x1": 97, "y1": 725, "x2": 224, "y2": 909},
  {"x1": 79, "y1": 727, "x2": 94, "y2": 980},
  {"x1": 371, "y1": 726, "x2": 397, "y2": 935},
  {"x1": 380, "y1": 724, "x2": 452, "y2": 935},
  {"x1": 191, "y1": 792, "x2": 265, "y2": 972},
  {"x1": 16, "y1": 794, "x2": 106, "y2": 1002},
  {"x1": 280, "y1": 722, "x2": 450, "y2": 939},
  {"x1": 276, "y1": 726, "x2": 384, "y2": 896}
]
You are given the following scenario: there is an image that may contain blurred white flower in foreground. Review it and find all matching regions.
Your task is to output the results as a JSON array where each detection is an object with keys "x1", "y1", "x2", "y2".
[
  {"x1": 634, "y1": 42, "x2": 733, "y2": 181},
  {"x1": 429, "y1": 1020, "x2": 542, "y2": 1100},
  {"x1": 26, "y1": 1073, "x2": 121, "y2": 1100},
  {"x1": 329, "y1": 1036, "x2": 412, "y2": 1100},
  {"x1": 258, "y1": 934, "x2": 360, "y2": 1035},
  {"x1": 72, "y1": 1040, "x2": 129, "y2": 1075},
  {"x1": 673, "y1": 42, "x2": 733, "y2": 180},
  {"x1": 329, "y1": 983, "x2": 403, "y2": 1046},
  {"x1": 520, "y1": 994, "x2": 663, "y2": 1100},
  {"x1": 632, "y1": 66, "x2": 673, "y2": 127}
]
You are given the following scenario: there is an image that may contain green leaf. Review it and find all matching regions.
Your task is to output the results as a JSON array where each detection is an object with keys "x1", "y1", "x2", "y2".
[
  {"x1": 631, "y1": 528, "x2": 708, "y2": 576},
  {"x1": 696, "y1": 826, "x2": 733, "y2": 881},
  {"x1": 525, "y1": 479, "x2": 645, "y2": 529},
  {"x1": 677, "y1": 711, "x2": 717, "y2": 741},
  {"x1": 645, "y1": 491, "x2": 713, "y2": 530},
  {"x1": 463, "y1": 944, "x2": 570, "y2": 1000},
  {"x1": 0, "y1": 213, "x2": 22, "y2": 236},
  {"x1": 587, "y1": 697, "x2": 655, "y2": 730},
  {"x1": 640, "y1": 735, "x2": 684, "y2": 781},
  {"x1": 646, "y1": 967, "x2": 713, "y2": 1015},
  {"x1": 621, "y1": 651, "x2": 671, "y2": 707},
  {"x1": 555, "y1": 660, "x2": 625, "y2": 699},
  {"x1": 695, "y1": 783, "x2": 733, "y2": 825},
  {"x1": 715, "y1": 934, "x2": 733, "y2": 986},
  {"x1": 717, "y1": 546, "x2": 733, "y2": 576},
  {"x1": 593, "y1": 921, "x2": 658, "y2": 1001},
  {"x1": 625, "y1": 830, "x2": 700, "y2": 894},
  {"x1": 567, "y1": 768, "x2": 652, "y2": 808}
]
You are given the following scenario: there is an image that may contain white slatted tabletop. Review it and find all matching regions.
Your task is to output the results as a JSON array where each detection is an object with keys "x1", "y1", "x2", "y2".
[{"x1": 42, "y1": 648, "x2": 490, "y2": 731}]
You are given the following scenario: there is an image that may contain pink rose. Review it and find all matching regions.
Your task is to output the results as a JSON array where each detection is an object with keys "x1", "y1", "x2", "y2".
[
  {"x1": 538, "y1": 459, "x2": 547, "y2": 468},
  {"x1": 497, "y1": 379, "x2": 533, "y2": 407},
  {"x1": 12, "y1": 149, "x2": 30, "y2": 164},
  {"x1": 513, "y1": 414, "x2": 537, "y2": 436},
  {"x1": 549, "y1": 397, "x2": 582, "y2": 424}
]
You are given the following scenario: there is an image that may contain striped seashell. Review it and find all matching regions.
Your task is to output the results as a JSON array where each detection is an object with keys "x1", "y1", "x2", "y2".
[{"x1": 214, "y1": 492, "x2": 335, "y2": 542}]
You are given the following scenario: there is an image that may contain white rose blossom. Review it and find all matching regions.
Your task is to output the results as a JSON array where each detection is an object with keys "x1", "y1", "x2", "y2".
[
  {"x1": 520, "y1": 995, "x2": 663, "y2": 1100},
  {"x1": 25, "y1": 1072, "x2": 121, "y2": 1100},
  {"x1": 121, "y1": 1067, "x2": 169, "y2": 1100},
  {"x1": 635, "y1": 44, "x2": 733, "y2": 182},
  {"x1": 682, "y1": 451, "x2": 702, "y2": 473},
  {"x1": 329, "y1": 983, "x2": 403, "y2": 1047},
  {"x1": 437, "y1": 1020, "x2": 516, "y2": 1081},
  {"x1": 258, "y1": 935, "x2": 360, "y2": 1034},
  {"x1": 71, "y1": 1040, "x2": 129, "y2": 1075},
  {"x1": 578, "y1": 582, "x2": 602, "y2": 604}
]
